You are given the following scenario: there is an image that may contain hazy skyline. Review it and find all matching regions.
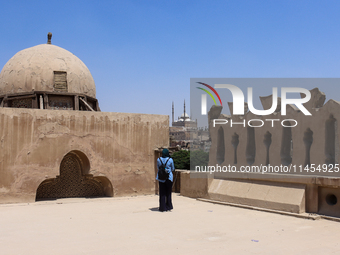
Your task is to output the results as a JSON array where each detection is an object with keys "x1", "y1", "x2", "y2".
[{"x1": 1, "y1": 1, "x2": 340, "y2": 120}]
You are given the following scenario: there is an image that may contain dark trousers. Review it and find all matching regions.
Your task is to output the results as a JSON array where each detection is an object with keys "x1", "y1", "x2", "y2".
[{"x1": 159, "y1": 179, "x2": 173, "y2": 212}]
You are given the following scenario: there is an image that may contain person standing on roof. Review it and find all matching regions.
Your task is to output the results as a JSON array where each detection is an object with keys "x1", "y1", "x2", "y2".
[{"x1": 156, "y1": 148, "x2": 175, "y2": 212}]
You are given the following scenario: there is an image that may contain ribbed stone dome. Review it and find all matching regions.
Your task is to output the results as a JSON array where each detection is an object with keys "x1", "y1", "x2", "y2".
[{"x1": 0, "y1": 44, "x2": 96, "y2": 98}]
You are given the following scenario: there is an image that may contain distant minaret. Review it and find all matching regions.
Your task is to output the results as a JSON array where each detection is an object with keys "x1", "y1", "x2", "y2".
[
  {"x1": 172, "y1": 101, "x2": 174, "y2": 126},
  {"x1": 184, "y1": 100, "x2": 186, "y2": 120}
]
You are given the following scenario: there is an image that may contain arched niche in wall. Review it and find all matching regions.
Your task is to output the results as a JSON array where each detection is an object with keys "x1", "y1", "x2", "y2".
[
  {"x1": 303, "y1": 128, "x2": 313, "y2": 167},
  {"x1": 246, "y1": 126, "x2": 256, "y2": 165},
  {"x1": 280, "y1": 121, "x2": 292, "y2": 166},
  {"x1": 263, "y1": 131, "x2": 272, "y2": 166},
  {"x1": 36, "y1": 150, "x2": 113, "y2": 201},
  {"x1": 231, "y1": 132, "x2": 239, "y2": 164},
  {"x1": 216, "y1": 126, "x2": 225, "y2": 164},
  {"x1": 325, "y1": 114, "x2": 337, "y2": 165}
]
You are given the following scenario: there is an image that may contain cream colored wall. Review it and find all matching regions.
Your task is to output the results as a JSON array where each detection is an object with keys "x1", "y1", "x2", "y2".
[
  {"x1": 0, "y1": 108, "x2": 169, "y2": 203},
  {"x1": 209, "y1": 88, "x2": 340, "y2": 177},
  {"x1": 206, "y1": 88, "x2": 340, "y2": 215}
]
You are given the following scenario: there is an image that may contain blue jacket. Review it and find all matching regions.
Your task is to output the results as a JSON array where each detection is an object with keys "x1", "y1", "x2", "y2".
[{"x1": 156, "y1": 157, "x2": 175, "y2": 182}]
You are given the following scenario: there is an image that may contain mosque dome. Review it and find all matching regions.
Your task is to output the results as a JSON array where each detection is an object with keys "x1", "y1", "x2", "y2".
[
  {"x1": 0, "y1": 33, "x2": 99, "y2": 111},
  {"x1": 180, "y1": 113, "x2": 190, "y2": 119},
  {"x1": 0, "y1": 44, "x2": 95, "y2": 97}
]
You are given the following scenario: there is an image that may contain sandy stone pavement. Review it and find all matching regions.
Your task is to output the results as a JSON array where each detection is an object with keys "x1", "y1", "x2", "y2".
[{"x1": 0, "y1": 194, "x2": 339, "y2": 255}]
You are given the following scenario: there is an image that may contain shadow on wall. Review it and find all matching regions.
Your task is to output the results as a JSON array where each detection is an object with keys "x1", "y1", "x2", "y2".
[{"x1": 35, "y1": 150, "x2": 113, "y2": 201}]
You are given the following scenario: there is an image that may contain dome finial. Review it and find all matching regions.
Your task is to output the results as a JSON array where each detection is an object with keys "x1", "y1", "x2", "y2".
[{"x1": 47, "y1": 32, "x2": 52, "y2": 44}]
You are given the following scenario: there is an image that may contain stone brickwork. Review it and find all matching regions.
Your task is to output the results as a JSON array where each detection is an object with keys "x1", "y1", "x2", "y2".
[
  {"x1": 205, "y1": 88, "x2": 340, "y2": 216},
  {"x1": 0, "y1": 107, "x2": 168, "y2": 203}
]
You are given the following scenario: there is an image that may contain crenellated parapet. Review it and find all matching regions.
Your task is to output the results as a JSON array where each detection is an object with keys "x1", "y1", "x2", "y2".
[{"x1": 209, "y1": 88, "x2": 340, "y2": 179}]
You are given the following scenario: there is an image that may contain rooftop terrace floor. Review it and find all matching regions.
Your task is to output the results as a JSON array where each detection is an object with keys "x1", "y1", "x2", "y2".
[{"x1": 0, "y1": 194, "x2": 339, "y2": 255}]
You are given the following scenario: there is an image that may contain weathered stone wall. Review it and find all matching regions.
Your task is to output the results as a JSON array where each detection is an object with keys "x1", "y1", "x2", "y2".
[
  {"x1": 209, "y1": 88, "x2": 340, "y2": 175},
  {"x1": 207, "y1": 88, "x2": 340, "y2": 216},
  {"x1": 0, "y1": 108, "x2": 169, "y2": 203},
  {"x1": 179, "y1": 171, "x2": 212, "y2": 198}
]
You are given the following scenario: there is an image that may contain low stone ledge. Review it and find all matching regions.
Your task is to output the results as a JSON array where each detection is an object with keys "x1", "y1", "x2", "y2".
[
  {"x1": 207, "y1": 179, "x2": 306, "y2": 213},
  {"x1": 179, "y1": 171, "x2": 212, "y2": 199},
  {"x1": 214, "y1": 172, "x2": 340, "y2": 187},
  {"x1": 197, "y1": 198, "x2": 320, "y2": 220}
]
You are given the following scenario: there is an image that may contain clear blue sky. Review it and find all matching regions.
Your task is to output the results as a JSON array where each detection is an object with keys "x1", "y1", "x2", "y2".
[{"x1": 1, "y1": 0, "x2": 340, "y2": 120}]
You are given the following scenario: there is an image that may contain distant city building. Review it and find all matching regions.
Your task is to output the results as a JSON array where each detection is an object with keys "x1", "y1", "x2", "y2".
[
  {"x1": 169, "y1": 101, "x2": 210, "y2": 151},
  {"x1": 172, "y1": 100, "x2": 197, "y2": 128}
]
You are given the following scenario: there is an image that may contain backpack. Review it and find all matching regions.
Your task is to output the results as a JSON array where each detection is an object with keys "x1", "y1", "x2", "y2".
[{"x1": 158, "y1": 157, "x2": 170, "y2": 181}]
